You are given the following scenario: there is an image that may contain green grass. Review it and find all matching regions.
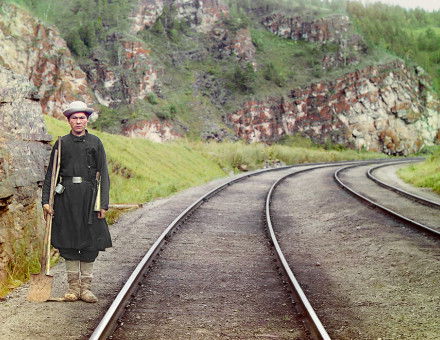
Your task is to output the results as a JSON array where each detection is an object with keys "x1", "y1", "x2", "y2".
[
  {"x1": 194, "y1": 140, "x2": 387, "y2": 171},
  {"x1": 0, "y1": 223, "x2": 43, "y2": 298},
  {"x1": 397, "y1": 146, "x2": 440, "y2": 194}
]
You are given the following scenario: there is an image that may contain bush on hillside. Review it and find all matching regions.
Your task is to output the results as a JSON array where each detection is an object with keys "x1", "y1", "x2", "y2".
[{"x1": 230, "y1": 63, "x2": 257, "y2": 93}]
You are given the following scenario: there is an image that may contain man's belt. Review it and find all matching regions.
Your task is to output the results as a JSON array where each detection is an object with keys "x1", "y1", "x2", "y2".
[{"x1": 61, "y1": 176, "x2": 87, "y2": 184}]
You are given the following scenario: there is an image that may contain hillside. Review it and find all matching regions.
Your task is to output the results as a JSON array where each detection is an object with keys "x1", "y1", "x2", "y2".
[
  {"x1": 2, "y1": 0, "x2": 439, "y2": 156},
  {"x1": 347, "y1": 1, "x2": 440, "y2": 92}
]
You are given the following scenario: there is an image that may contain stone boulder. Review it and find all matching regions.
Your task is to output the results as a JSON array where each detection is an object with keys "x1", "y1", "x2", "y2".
[{"x1": 0, "y1": 66, "x2": 51, "y2": 283}]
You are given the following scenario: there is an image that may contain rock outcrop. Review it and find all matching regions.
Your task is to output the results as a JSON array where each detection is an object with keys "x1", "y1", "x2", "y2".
[
  {"x1": 86, "y1": 39, "x2": 158, "y2": 106},
  {"x1": 0, "y1": 3, "x2": 93, "y2": 118},
  {"x1": 131, "y1": 0, "x2": 229, "y2": 34},
  {"x1": 122, "y1": 119, "x2": 180, "y2": 142},
  {"x1": 227, "y1": 61, "x2": 440, "y2": 155},
  {"x1": 262, "y1": 13, "x2": 366, "y2": 69},
  {"x1": 211, "y1": 27, "x2": 257, "y2": 67},
  {"x1": 131, "y1": 0, "x2": 165, "y2": 33},
  {"x1": 0, "y1": 66, "x2": 51, "y2": 282}
]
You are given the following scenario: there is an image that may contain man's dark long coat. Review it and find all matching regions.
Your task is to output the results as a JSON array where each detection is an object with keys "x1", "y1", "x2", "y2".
[{"x1": 42, "y1": 131, "x2": 112, "y2": 251}]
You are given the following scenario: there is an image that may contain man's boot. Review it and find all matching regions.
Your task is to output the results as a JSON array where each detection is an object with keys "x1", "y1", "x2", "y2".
[
  {"x1": 64, "y1": 260, "x2": 80, "y2": 301},
  {"x1": 79, "y1": 261, "x2": 98, "y2": 303}
]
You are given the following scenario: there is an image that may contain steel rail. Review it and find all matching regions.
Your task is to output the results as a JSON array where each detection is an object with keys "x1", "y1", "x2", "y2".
[
  {"x1": 89, "y1": 158, "x2": 401, "y2": 340},
  {"x1": 335, "y1": 164, "x2": 440, "y2": 238},
  {"x1": 89, "y1": 165, "x2": 296, "y2": 340},
  {"x1": 265, "y1": 164, "x2": 341, "y2": 340},
  {"x1": 367, "y1": 160, "x2": 440, "y2": 208}
]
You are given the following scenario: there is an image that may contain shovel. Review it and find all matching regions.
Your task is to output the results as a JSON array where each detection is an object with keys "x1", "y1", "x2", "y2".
[{"x1": 28, "y1": 138, "x2": 61, "y2": 302}]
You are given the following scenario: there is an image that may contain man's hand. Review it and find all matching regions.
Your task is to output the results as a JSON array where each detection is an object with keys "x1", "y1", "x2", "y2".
[
  {"x1": 43, "y1": 204, "x2": 54, "y2": 221},
  {"x1": 98, "y1": 209, "x2": 107, "y2": 219}
]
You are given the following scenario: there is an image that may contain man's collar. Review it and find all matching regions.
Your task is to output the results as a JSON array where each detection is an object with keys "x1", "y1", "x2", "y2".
[{"x1": 69, "y1": 129, "x2": 88, "y2": 141}]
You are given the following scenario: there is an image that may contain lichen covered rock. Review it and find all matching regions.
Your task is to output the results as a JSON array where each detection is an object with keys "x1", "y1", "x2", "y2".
[
  {"x1": 0, "y1": 66, "x2": 51, "y2": 282},
  {"x1": 0, "y1": 3, "x2": 93, "y2": 118},
  {"x1": 262, "y1": 13, "x2": 367, "y2": 69},
  {"x1": 131, "y1": 0, "x2": 229, "y2": 34},
  {"x1": 122, "y1": 119, "x2": 181, "y2": 142}
]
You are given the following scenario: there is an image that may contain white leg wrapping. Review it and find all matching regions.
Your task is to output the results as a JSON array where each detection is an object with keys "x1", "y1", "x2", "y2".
[
  {"x1": 79, "y1": 261, "x2": 98, "y2": 303},
  {"x1": 64, "y1": 260, "x2": 80, "y2": 302}
]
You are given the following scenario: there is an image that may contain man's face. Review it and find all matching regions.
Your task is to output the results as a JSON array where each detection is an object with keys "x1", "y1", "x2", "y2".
[{"x1": 69, "y1": 112, "x2": 88, "y2": 135}]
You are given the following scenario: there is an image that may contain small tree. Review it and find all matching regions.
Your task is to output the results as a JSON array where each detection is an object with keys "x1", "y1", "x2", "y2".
[
  {"x1": 66, "y1": 30, "x2": 88, "y2": 57},
  {"x1": 232, "y1": 63, "x2": 256, "y2": 93}
]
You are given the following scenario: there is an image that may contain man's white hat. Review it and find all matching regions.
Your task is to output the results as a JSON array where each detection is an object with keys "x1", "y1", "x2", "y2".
[{"x1": 63, "y1": 101, "x2": 94, "y2": 118}]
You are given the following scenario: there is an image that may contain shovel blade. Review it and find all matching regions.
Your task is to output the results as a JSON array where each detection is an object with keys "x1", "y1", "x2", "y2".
[{"x1": 27, "y1": 273, "x2": 53, "y2": 302}]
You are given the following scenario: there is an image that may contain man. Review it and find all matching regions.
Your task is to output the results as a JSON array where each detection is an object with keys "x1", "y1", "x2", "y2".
[{"x1": 42, "y1": 101, "x2": 112, "y2": 303}]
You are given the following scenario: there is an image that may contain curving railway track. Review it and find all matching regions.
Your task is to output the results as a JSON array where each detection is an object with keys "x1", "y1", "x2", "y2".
[
  {"x1": 87, "y1": 159, "x2": 440, "y2": 340},
  {"x1": 335, "y1": 161, "x2": 440, "y2": 237},
  {"x1": 271, "y1": 161, "x2": 440, "y2": 339}
]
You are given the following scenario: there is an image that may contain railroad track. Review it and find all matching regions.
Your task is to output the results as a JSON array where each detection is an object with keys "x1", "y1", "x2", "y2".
[
  {"x1": 88, "y1": 158, "x2": 435, "y2": 340},
  {"x1": 269, "y1": 162, "x2": 440, "y2": 339},
  {"x1": 334, "y1": 160, "x2": 440, "y2": 238},
  {"x1": 367, "y1": 161, "x2": 440, "y2": 208}
]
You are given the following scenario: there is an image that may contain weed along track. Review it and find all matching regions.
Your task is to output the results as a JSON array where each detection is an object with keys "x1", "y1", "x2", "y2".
[
  {"x1": 270, "y1": 163, "x2": 440, "y2": 339},
  {"x1": 367, "y1": 161, "x2": 440, "y2": 208}
]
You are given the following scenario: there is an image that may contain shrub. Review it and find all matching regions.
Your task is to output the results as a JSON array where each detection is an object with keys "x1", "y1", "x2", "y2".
[
  {"x1": 146, "y1": 93, "x2": 158, "y2": 105},
  {"x1": 263, "y1": 62, "x2": 287, "y2": 87},
  {"x1": 231, "y1": 62, "x2": 256, "y2": 93},
  {"x1": 156, "y1": 104, "x2": 177, "y2": 120}
]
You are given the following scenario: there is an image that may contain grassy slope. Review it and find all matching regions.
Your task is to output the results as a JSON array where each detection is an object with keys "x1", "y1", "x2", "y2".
[{"x1": 397, "y1": 148, "x2": 440, "y2": 194}]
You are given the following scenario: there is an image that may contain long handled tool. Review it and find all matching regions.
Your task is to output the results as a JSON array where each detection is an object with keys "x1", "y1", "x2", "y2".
[{"x1": 27, "y1": 138, "x2": 61, "y2": 302}]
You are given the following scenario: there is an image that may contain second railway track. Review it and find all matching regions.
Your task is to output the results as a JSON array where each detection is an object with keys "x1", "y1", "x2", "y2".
[
  {"x1": 270, "y1": 164, "x2": 440, "y2": 340},
  {"x1": 335, "y1": 162, "x2": 440, "y2": 237}
]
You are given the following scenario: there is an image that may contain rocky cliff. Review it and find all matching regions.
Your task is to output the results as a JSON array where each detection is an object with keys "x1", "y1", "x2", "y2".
[
  {"x1": 227, "y1": 61, "x2": 440, "y2": 155},
  {"x1": 261, "y1": 13, "x2": 367, "y2": 69},
  {"x1": 131, "y1": 0, "x2": 229, "y2": 34},
  {"x1": 87, "y1": 0, "x2": 231, "y2": 116},
  {"x1": 86, "y1": 39, "x2": 158, "y2": 106},
  {"x1": 0, "y1": 66, "x2": 51, "y2": 282},
  {"x1": 1, "y1": 1, "x2": 438, "y2": 151},
  {"x1": 0, "y1": 3, "x2": 93, "y2": 118}
]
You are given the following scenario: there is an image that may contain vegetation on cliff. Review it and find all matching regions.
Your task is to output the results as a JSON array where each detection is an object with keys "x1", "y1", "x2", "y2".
[
  {"x1": 0, "y1": 0, "x2": 411, "y2": 141},
  {"x1": 347, "y1": 1, "x2": 440, "y2": 93}
]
